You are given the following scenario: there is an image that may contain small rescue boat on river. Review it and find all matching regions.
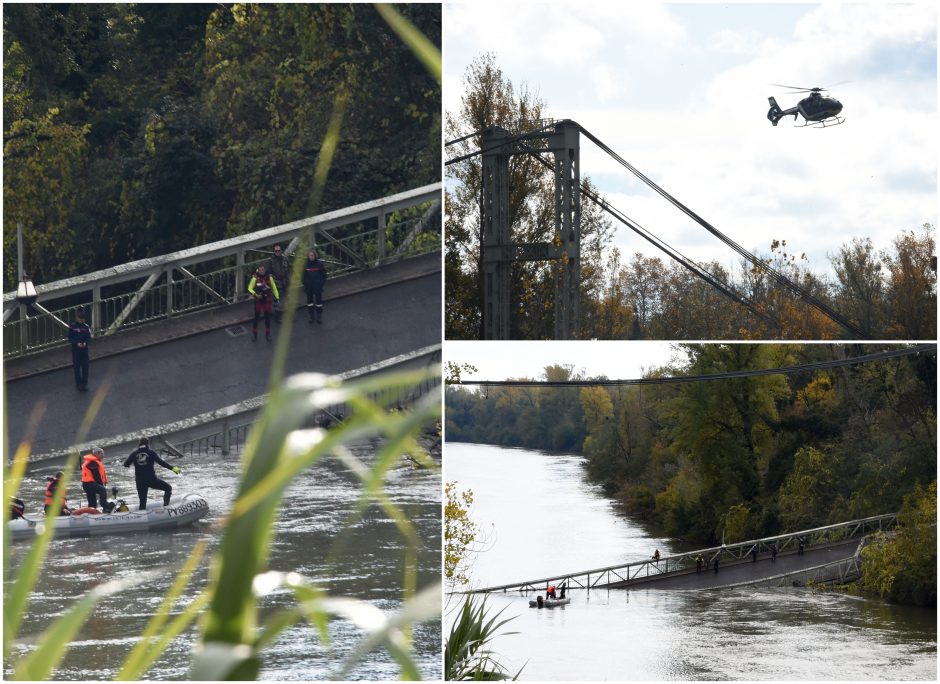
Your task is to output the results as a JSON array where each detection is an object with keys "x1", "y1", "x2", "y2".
[
  {"x1": 529, "y1": 596, "x2": 571, "y2": 608},
  {"x1": 7, "y1": 493, "x2": 209, "y2": 541}
]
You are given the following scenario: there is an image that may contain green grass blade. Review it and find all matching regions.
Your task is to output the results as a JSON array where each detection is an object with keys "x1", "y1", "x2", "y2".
[
  {"x1": 12, "y1": 573, "x2": 155, "y2": 680},
  {"x1": 5, "y1": 381, "x2": 110, "y2": 650},
  {"x1": 374, "y1": 4, "x2": 441, "y2": 83},
  {"x1": 122, "y1": 589, "x2": 211, "y2": 680},
  {"x1": 332, "y1": 582, "x2": 441, "y2": 680},
  {"x1": 117, "y1": 541, "x2": 208, "y2": 680}
]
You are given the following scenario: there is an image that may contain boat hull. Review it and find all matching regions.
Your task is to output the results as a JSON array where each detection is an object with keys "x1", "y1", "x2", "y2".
[
  {"x1": 7, "y1": 493, "x2": 209, "y2": 541},
  {"x1": 529, "y1": 597, "x2": 571, "y2": 608}
]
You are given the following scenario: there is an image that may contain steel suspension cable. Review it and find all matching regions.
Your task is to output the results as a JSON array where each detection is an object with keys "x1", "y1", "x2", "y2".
[
  {"x1": 526, "y1": 152, "x2": 778, "y2": 329},
  {"x1": 576, "y1": 124, "x2": 866, "y2": 338},
  {"x1": 454, "y1": 344, "x2": 936, "y2": 387}
]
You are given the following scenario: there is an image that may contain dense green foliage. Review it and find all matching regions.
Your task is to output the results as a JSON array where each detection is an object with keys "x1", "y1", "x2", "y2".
[
  {"x1": 446, "y1": 345, "x2": 936, "y2": 551},
  {"x1": 3, "y1": 3, "x2": 441, "y2": 290},
  {"x1": 860, "y1": 482, "x2": 937, "y2": 606},
  {"x1": 447, "y1": 364, "x2": 586, "y2": 453},
  {"x1": 446, "y1": 53, "x2": 936, "y2": 340}
]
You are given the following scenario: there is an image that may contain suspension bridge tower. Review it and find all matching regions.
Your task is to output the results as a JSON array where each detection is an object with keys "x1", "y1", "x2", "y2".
[{"x1": 480, "y1": 119, "x2": 581, "y2": 340}]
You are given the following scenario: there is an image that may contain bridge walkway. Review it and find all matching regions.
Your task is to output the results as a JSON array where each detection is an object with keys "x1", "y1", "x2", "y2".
[
  {"x1": 4, "y1": 257, "x2": 440, "y2": 459},
  {"x1": 472, "y1": 514, "x2": 895, "y2": 594}
]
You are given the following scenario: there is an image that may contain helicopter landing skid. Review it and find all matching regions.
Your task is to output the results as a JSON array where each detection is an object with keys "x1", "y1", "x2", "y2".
[{"x1": 799, "y1": 116, "x2": 845, "y2": 128}]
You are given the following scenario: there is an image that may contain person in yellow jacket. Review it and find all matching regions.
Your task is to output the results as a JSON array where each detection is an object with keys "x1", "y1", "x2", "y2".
[
  {"x1": 248, "y1": 264, "x2": 280, "y2": 342},
  {"x1": 81, "y1": 447, "x2": 114, "y2": 512}
]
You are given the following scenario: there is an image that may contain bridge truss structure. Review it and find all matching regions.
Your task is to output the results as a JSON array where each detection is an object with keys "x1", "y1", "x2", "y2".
[
  {"x1": 467, "y1": 513, "x2": 897, "y2": 594},
  {"x1": 3, "y1": 184, "x2": 441, "y2": 359}
]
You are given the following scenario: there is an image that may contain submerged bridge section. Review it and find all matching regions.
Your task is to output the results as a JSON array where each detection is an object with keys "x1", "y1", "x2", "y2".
[{"x1": 472, "y1": 514, "x2": 896, "y2": 593}]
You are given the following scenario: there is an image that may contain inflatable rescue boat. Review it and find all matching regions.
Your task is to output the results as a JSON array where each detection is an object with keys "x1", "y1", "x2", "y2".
[{"x1": 7, "y1": 493, "x2": 209, "y2": 541}]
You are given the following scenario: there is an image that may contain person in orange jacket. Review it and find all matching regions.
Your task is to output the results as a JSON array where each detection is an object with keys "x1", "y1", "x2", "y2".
[
  {"x1": 44, "y1": 471, "x2": 71, "y2": 516},
  {"x1": 81, "y1": 447, "x2": 113, "y2": 512}
]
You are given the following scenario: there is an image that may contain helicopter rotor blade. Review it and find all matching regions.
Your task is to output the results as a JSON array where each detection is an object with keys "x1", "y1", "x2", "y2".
[{"x1": 769, "y1": 83, "x2": 827, "y2": 93}]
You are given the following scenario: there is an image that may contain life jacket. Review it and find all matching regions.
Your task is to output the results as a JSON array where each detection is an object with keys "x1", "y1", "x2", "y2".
[
  {"x1": 81, "y1": 453, "x2": 107, "y2": 485},
  {"x1": 45, "y1": 477, "x2": 57, "y2": 506}
]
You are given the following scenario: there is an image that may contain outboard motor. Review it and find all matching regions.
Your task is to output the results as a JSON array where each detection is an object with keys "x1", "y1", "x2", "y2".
[
  {"x1": 536, "y1": 595, "x2": 544, "y2": 608},
  {"x1": 10, "y1": 497, "x2": 25, "y2": 520}
]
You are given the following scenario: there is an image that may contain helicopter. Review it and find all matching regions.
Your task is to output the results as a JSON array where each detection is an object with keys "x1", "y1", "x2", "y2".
[{"x1": 767, "y1": 84, "x2": 844, "y2": 128}]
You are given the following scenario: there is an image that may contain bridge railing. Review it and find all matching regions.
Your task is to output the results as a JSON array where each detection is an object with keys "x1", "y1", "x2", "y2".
[
  {"x1": 21, "y1": 344, "x2": 442, "y2": 467},
  {"x1": 168, "y1": 360, "x2": 442, "y2": 458},
  {"x1": 470, "y1": 513, "x2": 898, "y2": 594},
  {"x1": 3, "y1": 184, "x2": 441, "y2": 359}
]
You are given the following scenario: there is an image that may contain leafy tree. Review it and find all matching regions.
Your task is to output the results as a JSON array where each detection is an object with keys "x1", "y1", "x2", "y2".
[
  {"x1": 444, "y1": 52, "x2": 614, "y2": 339},
  {"x1": 860, "y1": 481, "x2": 936, "y2": 606}
]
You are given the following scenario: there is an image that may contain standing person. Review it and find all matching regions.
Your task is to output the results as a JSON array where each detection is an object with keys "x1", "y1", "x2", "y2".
[
  {"x1": 302, "y1": 249, "x2": 328, "y2": 325},
  {"x1": 248, "y1": 264, "x2": 280, "y2": 342},
  {"x1": 68, "y1": 307, "x2": 91, "y2": 391},
  {"x1": 751, "y1": 546, "x2": 758, "y2": 563},
  {"x1": 123, "y1": 437, "x2": 180, "y2": 510},
  {"x1": 695, "y1": 554, "x2": 704, "y2": 573},
  {"x1": 712, "y1": 555, "x2": 720, "y2": 573},
  {"x1": 652, "y1": 549, "x2": 661, "y2": 563},
  {"x1": 770, "y1": 542, "x2": 778, "y2": 562},
  {"x1": 81, "y1": 447, "x2": 113, "y2": 512},
  {"x1": 546, "y1": 583, "x2": 557, "y2": 599},
  {"x1": 44, "y1": 471, "x2": 71, "y2": 516},
  {"x1": 267, "y1": 244, "x2": 290, "y2": 323},
  {"x1": 798, "y1": 535, "x2": 806, "y2": 555}
]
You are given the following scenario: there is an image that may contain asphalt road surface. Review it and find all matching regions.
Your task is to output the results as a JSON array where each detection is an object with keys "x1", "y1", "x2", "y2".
[{"x1": 5, "y1": 274, "x2": 440, "y2": 456}]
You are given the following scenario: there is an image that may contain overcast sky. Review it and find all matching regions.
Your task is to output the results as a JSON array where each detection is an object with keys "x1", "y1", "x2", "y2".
[
  {"x1": 444, "y1": 2, "x2": 937, "y2": 278},
  {"x1": 447, "y1": 340, "x2": 683, "y2": 381}
]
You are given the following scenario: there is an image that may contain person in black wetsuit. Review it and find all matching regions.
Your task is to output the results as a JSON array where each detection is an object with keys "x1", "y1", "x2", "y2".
[{"x1": 123, "y1": 437, "x2": 180, "y2": 510}]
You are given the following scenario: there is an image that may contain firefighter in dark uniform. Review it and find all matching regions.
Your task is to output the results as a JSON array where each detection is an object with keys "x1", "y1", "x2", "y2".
[
  {"x1": 81, "y1": 447, "x2": 113, "y2": 512},
  {"x1": 123, "y1": 437, "x2": 180, "y2": 510},
  {"x1": 302, "y1": 249, "x2": 328, "y2": 324},
  {"x1": 68, "y1": 307, "x2": 92, "y2": 391},
  {"x1": 267, "y1": 244, "x2": 290, "y2": 322},
  {"x1": 248, "y1": 264, "x2": 280, "y2": 342},
  {"x1": 44, "y1": 471, "x2": 71, "y2": 516}
]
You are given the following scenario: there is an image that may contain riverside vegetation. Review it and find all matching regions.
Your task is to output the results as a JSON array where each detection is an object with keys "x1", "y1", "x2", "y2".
[
  {"x1": 446, "y1": 344, "x2": 937, "y2": 606},
  {"x1": 3, "y1": 4, "x2": 441, "y2": 291}
]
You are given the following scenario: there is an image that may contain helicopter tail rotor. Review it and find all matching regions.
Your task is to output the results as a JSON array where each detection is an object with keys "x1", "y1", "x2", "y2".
[{"x1": 767, "y1": 96, "x2": 783, "y2": 126}]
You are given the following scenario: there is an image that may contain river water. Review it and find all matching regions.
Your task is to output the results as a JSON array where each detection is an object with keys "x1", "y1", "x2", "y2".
[
  {"x1": 446, "y1": 442, "x2": 937, "y2": 681},
  {"x1": 5, "y1": 442, "x2": 441, "y2": 680}
]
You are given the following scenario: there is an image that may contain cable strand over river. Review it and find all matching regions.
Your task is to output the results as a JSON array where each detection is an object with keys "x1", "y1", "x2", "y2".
[{"x1": 453, "y1": 344, "x2": 936, "y2": 387}]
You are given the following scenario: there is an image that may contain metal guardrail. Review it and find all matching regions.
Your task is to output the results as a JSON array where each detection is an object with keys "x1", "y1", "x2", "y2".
[
  {"x1": 471, "y1": 513, "x2": 898, "y2": 594},
  {"x1": 170, "y1": 365, "x2": 442, "y2": 458},
  {"x1": 729, "y1": 551, "x2": 864, "y2": 590},
  {"x1": 4, "y1": 185, "x2": 441, "y2": 359},
  {"x1": 22, "y1": 344, "x2": 442, "y2": 468}
]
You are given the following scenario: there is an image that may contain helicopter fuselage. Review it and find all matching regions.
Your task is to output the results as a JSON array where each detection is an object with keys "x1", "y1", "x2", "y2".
[
  {"x1": 797, "y1": 93, "x2": 842, "y2": 122},
  {"x1": 767, "y1": 92, "x2": 843, "y2": 126}
]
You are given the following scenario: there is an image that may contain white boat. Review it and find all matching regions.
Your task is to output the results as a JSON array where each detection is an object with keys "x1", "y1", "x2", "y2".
[
  {"x1": 7, "y1": 493, "x2": 210, "y2": 541},
  {"x1": 529, "y1": 596, "x2": 571, "y2": 608}
]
